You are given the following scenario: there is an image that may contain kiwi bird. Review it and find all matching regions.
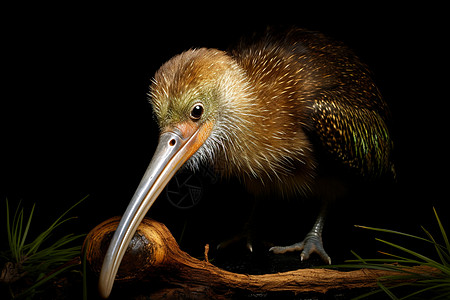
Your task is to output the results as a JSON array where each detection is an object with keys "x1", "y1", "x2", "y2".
[{"x1": 99, "y1": 28, "x2": 394, "y2": 298}]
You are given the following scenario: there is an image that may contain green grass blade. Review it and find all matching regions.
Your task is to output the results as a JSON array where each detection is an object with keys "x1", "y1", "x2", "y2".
[
  {"x1": 376, "y1": 251, "x2": 423, "y2": 265},
  {"x1": 376, "y1": 238, "x2": 440, "y2": 266},
  {"x1": 25, "y1": 218, "x2": 78, "y2": 256},
  {"x1": 433, "y1": 207, "x2": 450, "y2": 258},
  {"x1": 37, "y1": 195, "x2": 88, "y2": 239},
  {"x1": 351, "y1": 208, "x2": 450, "y2": 299},
  {"x1": 379, "y1": 238, "x2": 450, "y2": 276},
  {"x1": 356, "y1": 225, "x2": 431, "y2": 244},
  {"x1": 350, "y1": 250, "x2": 367, "y2": 264},
  {"x1": 53, "y1": 195, "x2": 89, "y2": 225},
  {"x1": 422, "y1": 225, "x2": 448, "y2": 267},
  {"x1": 352, "y1": 288, "x2": 384, "y2": 300},
  {"x1": 18, "y1": 203, "x2": 35, "y2": 252},
  {"x1": 6, "y1": 201, "x2": 36, "y2": 262},
  {"x1": 377, "y1": 281, "x2": 399, "y2": 300},
  {"x1": 344, "y1": 263, "x2": 407, "y2": 272},
  {"x1": 82, "y1": 240, "x2": 88, "y2": 300},
  {"x1": 25, "y1": 234, "x2": 84, "y2": 268},
  {"x1": 3, "y1": 196, "x2": 88, "y2": 299},
  {"x1": 15, "y1": 262, "x2": 77, "y2": 298},
  {"x1": 12, "y1": 207, "x2": 23, "y2": 261},
  {"x1": 24, "y1": 195, "x2": 88, "y2": 256},
  {"x1": 432, "y1": 290, "x2": 450, "y2": 300},
  {"x1": 401, "y1": 283, "x2": 450, "y2": 300}
]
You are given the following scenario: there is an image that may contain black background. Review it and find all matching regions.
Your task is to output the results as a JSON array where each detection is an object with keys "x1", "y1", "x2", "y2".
[{"x1": 3, "y1": 3, "x2": 448, "y2": 268}]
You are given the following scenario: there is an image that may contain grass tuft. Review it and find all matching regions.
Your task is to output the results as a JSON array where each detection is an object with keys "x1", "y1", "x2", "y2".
[
  {"x1": 1, "y1": 196, "x2": 88, "y2": 299},
  {"x1": 346, "y1": 207, "x2": 450, "y2": 299}
]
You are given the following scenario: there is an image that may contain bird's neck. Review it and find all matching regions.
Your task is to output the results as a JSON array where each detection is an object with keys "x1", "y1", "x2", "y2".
[{"x1": 192, "y1": 59, "x2": 260, "y2": 175}]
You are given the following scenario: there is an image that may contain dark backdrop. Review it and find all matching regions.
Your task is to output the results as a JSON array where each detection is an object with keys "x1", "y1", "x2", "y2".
[{"x1": 3, "y1": 4, "x2": 447, "y2": 264}]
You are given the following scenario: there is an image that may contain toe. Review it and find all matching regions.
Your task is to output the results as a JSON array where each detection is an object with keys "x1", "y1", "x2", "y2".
[{"x1": 269, "y1": 242, "x2": 304, "y2": 254}]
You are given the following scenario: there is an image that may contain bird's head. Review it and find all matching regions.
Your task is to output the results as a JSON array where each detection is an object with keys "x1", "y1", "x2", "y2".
[{"x1": 98, "y1": 48, "x2": 253, "y2": 298}]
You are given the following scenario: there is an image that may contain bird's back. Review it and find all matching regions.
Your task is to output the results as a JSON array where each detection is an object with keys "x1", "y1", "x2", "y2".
[{"x1": 230, "y1": 28, "x2": 394, "y2": 181}]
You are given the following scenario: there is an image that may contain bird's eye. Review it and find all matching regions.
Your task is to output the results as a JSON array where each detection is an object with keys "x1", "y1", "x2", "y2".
[{"x1": 190, "y1": 104, "x2": 204, "y2": 120}]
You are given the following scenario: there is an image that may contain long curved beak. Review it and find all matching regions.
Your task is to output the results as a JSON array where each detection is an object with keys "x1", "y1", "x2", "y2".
[{"x1": 98, "y1": 125, "x2": 207, "y2": 298}]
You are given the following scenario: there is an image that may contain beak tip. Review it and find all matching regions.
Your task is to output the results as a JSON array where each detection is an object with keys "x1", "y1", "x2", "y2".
[
  {"x1": 99, "y1": 258, "x2": 115, "y2": 299},
  {"x1": 98, "y1": 277, "x2": 112, "y2": 299}
]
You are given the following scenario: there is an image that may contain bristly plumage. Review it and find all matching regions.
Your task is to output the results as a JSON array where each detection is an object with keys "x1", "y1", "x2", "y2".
[
  {"x1": 149, "y1": 27, "x2": 394, "y2": 198},
  {"x1": 231, "y1": 28, "x2": 394, "y2": 179}
]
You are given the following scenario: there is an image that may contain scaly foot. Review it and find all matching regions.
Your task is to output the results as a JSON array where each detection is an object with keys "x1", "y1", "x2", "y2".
[{"x1": 269, "y1": 232, "x2": 331, "y2": 264}]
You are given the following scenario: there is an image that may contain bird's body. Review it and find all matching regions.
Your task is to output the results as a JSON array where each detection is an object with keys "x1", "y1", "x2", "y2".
[
  {"x1": 99, "y1": 28, "x2": 394, "y2": 298},
  {"x1": 151, "y1": 28, "x2": 394, "y2": 198}
]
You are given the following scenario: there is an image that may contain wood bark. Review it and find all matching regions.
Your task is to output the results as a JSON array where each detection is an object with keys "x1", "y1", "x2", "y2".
[{"x1": 84, "y1": 217, "x2": 440, "y2": 298}]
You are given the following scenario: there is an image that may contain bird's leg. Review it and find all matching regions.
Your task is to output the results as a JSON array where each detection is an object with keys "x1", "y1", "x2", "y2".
[
  {"x1": 270, "y1": 203, "x2": 331, "y2": 264},
  {"x1": 217, "y1": 199, "x2": 258, "y2": 252}
]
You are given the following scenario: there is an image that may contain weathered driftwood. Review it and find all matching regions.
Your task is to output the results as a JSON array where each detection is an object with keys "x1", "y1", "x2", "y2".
[{"x1": 84, "y1": 217, "x2": 439, "y2": 298}]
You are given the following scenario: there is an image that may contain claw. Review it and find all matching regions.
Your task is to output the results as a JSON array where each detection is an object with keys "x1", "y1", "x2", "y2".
[
  {"x1": 217, "y1": 230, "x2": 254, "y2": 253},
  {"x1": 246, "y1": 241, "x2": 253, "y2": 253}
]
